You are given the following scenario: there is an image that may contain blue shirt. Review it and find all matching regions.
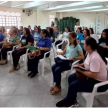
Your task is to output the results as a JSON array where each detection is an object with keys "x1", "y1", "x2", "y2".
[
  {"x1": 65, "y1": 43, "x2": 82, "y2": 59},
  {"x1": 34, "y1": 32, "x2": 41, "y2": 41},
  {"x1": 18, "y1": 32, "x2": 21, "y2": 38},
  {"x1": 0, "y1": 33, "x2": 6, "y2": 42},
  {"x1": 37, "y1": 36, "x2": 52, "y2": 49},
  {"x1": 76, "y1": 32, "x2": 83, "y2": 40},
  {"x1": 76, "y1": 33, "x2": 85, "y2": 49}
]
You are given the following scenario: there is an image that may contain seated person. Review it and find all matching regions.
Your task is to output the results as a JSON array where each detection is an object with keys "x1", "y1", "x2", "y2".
[
  {"x1": 27, "y1": 29, "x2": 52, "y2": 78},
  {"x1": 89, "y1": 28, "x2": 99, "y2": 43},
  {"x1": 0, "y1": 27, "x2": 6, "y2": 60},
  {"x1": 54, "y1": 26, "x2": 59, "y2": 38},
  {"x1": 76, "y1": 27, "x2": 83, "y2": 40},
  {"x1": 9, "y1": 28, "x2": 34, "y2": 72},
  {"x1": 99, "y1": 29, "x2": 108, "y2": 57},
  {"x1": 33, "y1": 26, "x2": 41, "y2": 42},
  {"x1": 47, "y1": 27, "x2": 55, "y2": 43},
  {"x1": 0, "y1": 29, "x2": 20, "y2": 65},
  {"x1": 55, "y1": 27, "x2": 70, "y2": 46},
  {"x1": 56, "y1": 37, "x2": 108, "y2": 107},
  {"x1": 50, "y1": 32, "x2": 84, "y2": 95}
]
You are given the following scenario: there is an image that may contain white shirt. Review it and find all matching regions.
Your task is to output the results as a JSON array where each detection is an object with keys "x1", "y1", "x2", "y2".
[
  {"x1": 62, "y1": 32, "x2": 70, "y2": 40},
  {"x1": 74, "y1": 25, "x2": 81, "y2": 32}
]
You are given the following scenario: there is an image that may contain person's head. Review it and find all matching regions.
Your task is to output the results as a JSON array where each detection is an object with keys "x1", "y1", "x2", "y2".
[
  {"x1": 77, "y1": 27, "x2": 82, "y2": 33},
  {"x1": 11, "y1": 29, "x2": 18, "y2": 36},
  {"x1": 0, "y1": 27, "x2": 3, "y2": 33},
  {"x1": 76, "y1": 22, "x2": 80, "y2": 25},
  {"x1": 84, "y1": 27, "x2": 88, "y2": 29},
  {"x1": 35, "y1": 26, "x2": 41, "y2": 34},
  {"x1": 65, "y1": 27, "x2": 71, "y2": 32},
  {"x1": 83, "y1": 29, "x2": 90, "y2": 38},
  {"x1": 101, "y1": 29, "x2": 108, "y2": 39},
  {"x1": 28, "y1": 25, "x2": 31, "y2": 30},
  {"x1": 48, "y1": 27, "x2": 53, "y2": 35},
  {"x1": 89, "y1": 28, "x2": 94, "y2": 35},
  {"x1": 84, "y1": 37, "x2": 107, "y2": 64},
  {"x1": 11, "y1": 26, "x2": 14, "y2": 31},
  {"x1": 23, "y1": 27, "x2": 32, "y2": 37},
  {"x1": 69, "y1": 32, "x2": 77, "y2": 47},
  {"x1": 55, "y1": 26, "x2": 59, "y2": 30},
  {"x1": 46, "y1": 27, "x2": 49, "y2": 31},
  {"x1": 20, "y1": 26, "x2": 23, "y2": 30},
  {"x1": 41, "y1": 29, "x2": 49, "y2": 38}
]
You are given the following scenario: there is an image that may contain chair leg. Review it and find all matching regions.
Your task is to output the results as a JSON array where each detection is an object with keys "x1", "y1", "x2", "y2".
[
  {"x1": 85, "y1": 95, "x2": 94, "y2": 107},
  {"x1": 42, "y1": 59, "x2": 45, "y2": 77}
]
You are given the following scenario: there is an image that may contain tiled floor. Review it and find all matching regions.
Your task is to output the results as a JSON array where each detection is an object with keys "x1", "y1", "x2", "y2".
[{"x1": 0, "y1": 50, "x2": 108, "y2": 107}]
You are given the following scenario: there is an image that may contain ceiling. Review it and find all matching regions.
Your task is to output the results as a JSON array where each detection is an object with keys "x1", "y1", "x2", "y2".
[{"x1": 0, "y1": 1, "x2": 108, "y2": 12}]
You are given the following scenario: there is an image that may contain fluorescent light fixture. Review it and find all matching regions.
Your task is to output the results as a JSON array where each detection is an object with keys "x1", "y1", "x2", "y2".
[
  {"x1": 0, "y1": 1, "x2": 8, "y2": 5},
  {"x1": 87, "y1": 8, "x2": 108, "y2": 12},
  {"x1": 45, "y1": 1, "x2": 106, "y2": 10},
  {"x1": 11, "y1": 2, "x2": 28, "y2": 7},
  {"x1": 56, "y1": 6, "x2": 103, "y2": 12}
]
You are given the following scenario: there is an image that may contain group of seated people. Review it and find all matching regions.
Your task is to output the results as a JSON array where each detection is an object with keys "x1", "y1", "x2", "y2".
[{"x1": 0, "y1": 25, "x2": 108, "y2": 107}]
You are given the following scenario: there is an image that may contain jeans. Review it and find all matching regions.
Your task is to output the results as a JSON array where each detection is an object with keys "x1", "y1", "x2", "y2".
[
  {"x1": 52, "y1": 63, "x2": 71, "y2": 86},
  {"x1": 0, "y1": 44, "x2": 2, "y2": 60},
  {"x1": 12, "y1": 49, "x2": 27, "y2": 67},
  {"x1": 1, "y1": 47, "x2": 13, "y2": 60},
  {"x1": 65, "y1": 73, "x2": 108, "y2": 102}
]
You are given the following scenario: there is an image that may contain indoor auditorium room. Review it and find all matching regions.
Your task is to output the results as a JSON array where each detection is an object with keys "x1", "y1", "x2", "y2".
[{"x1": 0, "y1": 0, "x2": 108, "y2": 107}]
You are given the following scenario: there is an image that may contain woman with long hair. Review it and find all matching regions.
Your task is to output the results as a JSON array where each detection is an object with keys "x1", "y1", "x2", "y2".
[
  {"x1": 56, "y1": 37, "x2": 108, "y2": 107},
  {"x1": 9, "y1": 27, "x2": 34, "y2": 72},
  {"x1": 50, "y1": 32, "x2": 84, "y2": 95},
  {"x1": 47, "y1": 27, "x2": 55, "y2": 43},
  {"x1": 89, "y1": 28, "x2": 98, "y2": 43}
]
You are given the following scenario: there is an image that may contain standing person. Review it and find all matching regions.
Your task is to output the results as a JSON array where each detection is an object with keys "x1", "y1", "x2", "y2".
[
  {"x1": 0, "y1": 29, "x2": 20, "y2": 65},
  {"x1": 9, "y1": 28, "x2": 34, "y2": 72},
  {"x1": 51, "y1": 21, "x2": 55, "y2": 27},
  {"x1": 56, "y1": 37, "x2": 108, "y2": 107},
  {"x1": 99, "y1": 29, "x2": 108, "y2": 57},
  {"x1": 33, "y1": 26, "x2": 41, "y2": 42},
  {"x1": 74, "y1": 22, "x2": 81, "y2": 32},
  {"x1": 28, "y1": 25, "x2": 33, "y2": 34},
  {"x1": 32, "y1": 25, "x2": 37, "y2": 36},
  {"x1": 89, "y1": 28, "x2": 99, "y2": 43},
  {"x1": 27, "y1": 29, "x2": 52, "y2": 78},
  {"x1": 0, "y1": 27, "x2": 6, "y2": 60},
  {"x1": 50, "y1": 32, "x2": 84, "y2": 95},
  {"x1": 47, "y1": 27, "x2": 55, "y2": 43}
]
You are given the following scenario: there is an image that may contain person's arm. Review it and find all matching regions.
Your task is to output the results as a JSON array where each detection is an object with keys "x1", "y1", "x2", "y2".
[
  {"x1": 12, "y1": 40, "x2": 20, "y2": 45},
  {"x1": 0, "y1": 38, "x2": 6, "y2": 44},
  {"x1": 57, "y1": 48, "x2": 66, "y2": 55},
  {"x1": 38, "y1": 47, "x2": 50, "y2": 51},
  {"x1": 18, "y1": 42, "x2": 32, "y2": 49}
]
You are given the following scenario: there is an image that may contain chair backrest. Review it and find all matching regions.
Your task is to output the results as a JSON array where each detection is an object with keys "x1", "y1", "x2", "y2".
[{"x1": 6, "y1": 38, "x2": 10, "y2": 42}]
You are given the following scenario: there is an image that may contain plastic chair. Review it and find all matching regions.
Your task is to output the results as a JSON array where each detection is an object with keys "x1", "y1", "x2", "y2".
[{"x1": 25, "y1": 49, "x2": 52, "y2": 77}]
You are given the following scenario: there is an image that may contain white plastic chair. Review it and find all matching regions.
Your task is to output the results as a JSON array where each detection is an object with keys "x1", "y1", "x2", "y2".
[{"x1": 25, "y1": 49, "x2": 52, "y2": 76}]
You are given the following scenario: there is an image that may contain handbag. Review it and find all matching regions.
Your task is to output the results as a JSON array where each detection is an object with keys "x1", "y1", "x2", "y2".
[
  {"x1": 54, "y1": 57, "x2": 71, "y2": 67},
  {"x1": 76, "y1": 71, "x2": 87, "y2": 81}
]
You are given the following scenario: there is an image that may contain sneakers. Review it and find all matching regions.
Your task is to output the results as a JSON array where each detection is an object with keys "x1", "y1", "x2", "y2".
[
  {"x1": 30, "y1": 73, "x2": 39, "y2": 78},
  {"x1": 28, "y1": 72, "x2": 33, "y2": 77},
  {"x1": 71, "y1": 101, "x2": 79, "y2": 107},
  {"x1": 56, "y1": 99, "x2": 79, "y2": 107}
]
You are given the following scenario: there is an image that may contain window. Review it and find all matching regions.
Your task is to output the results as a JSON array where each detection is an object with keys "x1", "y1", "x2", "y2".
[
  {"x1": 0, "y1": 11, "x2": 21, "y2": 29},
  {"x1": 49, "y1": 15, "x2": 55, "y2": 25}
]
